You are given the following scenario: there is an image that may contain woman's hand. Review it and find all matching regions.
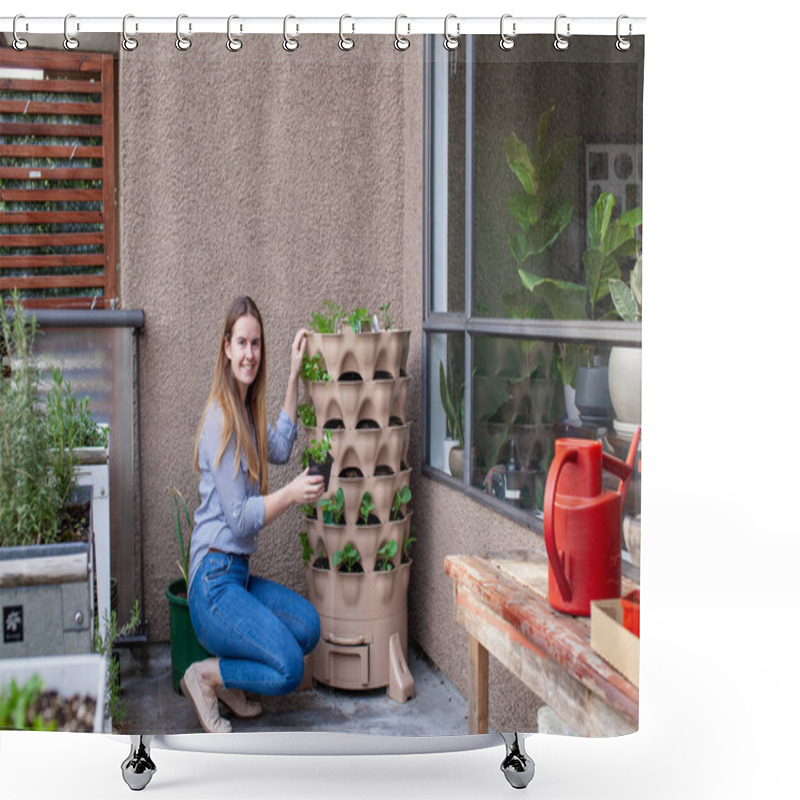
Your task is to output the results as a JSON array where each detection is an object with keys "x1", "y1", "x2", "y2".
[
  {"x1": 289, "y1": 468, "x2": 325, "y2": 506},
  {"x1": 289, "y1": 328, "x2": 308, "y2": 383}
]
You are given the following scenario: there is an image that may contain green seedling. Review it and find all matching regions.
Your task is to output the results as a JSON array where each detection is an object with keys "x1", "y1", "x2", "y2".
[
  {"x1": 310, "y1": 300, "x2": 346, "y2": 334},
  {"x1": 391, "y1": 486, "x2": 412, "y2": 521},
  {"x1": 379, "y1": 302, "x2": 393, "y2": 330},
  {"x1": 346, "y1": 306, "x2": 371, "y2": 333},
  {"x1": 298, "y1": 531, "x2": 314, "y2": 563},
  {"x1": 302, "y1": 430, "x2": 332, "y2": 470},
  {"x1": 359, "y1": 491, "x2": 375, "y2": 525},
  {"x1": 333, "y1": 543, "x2": 362, "y2": 573},
  {"x1": 320, "y1": 487, "x2": 345, "y2": 525},
  {"x1": 300, "y1": 352, "x2": 331, "y2": 382},
  {"x1": 297, "y1": 403, "x2": 317, "y2": 428},
  {"x1": 375, "y1": 540, "x2": 398, "y2": 571}
]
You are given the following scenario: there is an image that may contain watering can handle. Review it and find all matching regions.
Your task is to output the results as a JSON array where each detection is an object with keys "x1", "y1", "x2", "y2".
[
  {"x1": 544, "y1": 445, "x2": 576, "y2": 603},
  {"x1": 602, "y1": 426, "x2": 641, "y2": 507}
]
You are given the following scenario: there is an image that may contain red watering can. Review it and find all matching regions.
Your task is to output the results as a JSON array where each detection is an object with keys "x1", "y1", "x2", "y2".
[{"x1": 543, "y1": 428, "x2": 640, "y2": 616}]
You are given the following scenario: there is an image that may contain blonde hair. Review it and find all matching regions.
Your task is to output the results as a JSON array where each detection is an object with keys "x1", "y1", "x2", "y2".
[{"x1": 194, "y1": 296, "x2": 269, "y2": 495}]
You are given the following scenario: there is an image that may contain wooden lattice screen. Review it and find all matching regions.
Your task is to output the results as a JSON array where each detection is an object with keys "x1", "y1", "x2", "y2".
[{"x1": 0, "y1": 48, "x2": 116, "y2": 309}]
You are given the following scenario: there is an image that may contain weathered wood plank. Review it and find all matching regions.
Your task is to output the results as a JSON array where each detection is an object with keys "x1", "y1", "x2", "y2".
[
  {"x1": 468, "y1": 635, "x2": 489, "y2": 735},
  {"x1": 0, "y1": 554, "x2": 88, "y2": 587}
]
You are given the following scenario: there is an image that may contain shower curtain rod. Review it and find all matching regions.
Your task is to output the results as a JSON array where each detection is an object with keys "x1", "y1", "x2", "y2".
[{"x1": 1, "y1": 15, "x2": 645, "y2": 39}]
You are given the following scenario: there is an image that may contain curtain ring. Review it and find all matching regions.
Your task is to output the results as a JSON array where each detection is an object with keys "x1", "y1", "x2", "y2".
[
  {"x1": 443, "y1": 14, "x2": 459, "y2": 51},
  {"x1": 227, "y1": 15, "x2": 243, "y2": 51},
  {"x1": 339, "y1": 14, "x2": 355, "y2": 51},
  {"x1": 554, "y1": 14, "x2": 570, "y2": 51},
  {"x1": 12, "y1": 15, "x2": 29, "y2": 51},
  {"x1": 121, "y1": 14, "x2": 138, "y2": 51},
  {"x1": 64, "y1": 13, "x2": 80, "y2": 50},
  {"x1": 394, "y1": 15, "x2": 410, "y2": 51},
  {"x1": 616, "y1": 15, "x2": 632, "y2": 51},
  {"x1": 283, "y1": 15, "x2": 299, "y2": 51},
  {"x1": 499, "y1": 14, "x2": 516, "y2": 50},
  {"x1": 176, "y1": 14, "x2": 192, "y2": 50}
]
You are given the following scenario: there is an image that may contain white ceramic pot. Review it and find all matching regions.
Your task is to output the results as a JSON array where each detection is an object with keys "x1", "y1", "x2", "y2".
[{"x1": 608, "y1": 347, "x2": 642, "y2": 425}]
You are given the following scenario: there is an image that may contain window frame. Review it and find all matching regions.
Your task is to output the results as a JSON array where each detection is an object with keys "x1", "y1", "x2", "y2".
[{"x1": 421, "y1": 34, "x2": 642, "y2": 535}]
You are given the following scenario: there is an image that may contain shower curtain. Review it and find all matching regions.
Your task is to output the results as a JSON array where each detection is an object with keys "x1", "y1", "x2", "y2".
[{"x1": 1, "y1": 19, "x2": 643, "y2": 741}]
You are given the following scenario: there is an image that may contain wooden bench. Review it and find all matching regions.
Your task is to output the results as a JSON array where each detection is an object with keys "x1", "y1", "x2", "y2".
[{"x1": 444, "y1": 550, "x2": 638, "y2": 737}]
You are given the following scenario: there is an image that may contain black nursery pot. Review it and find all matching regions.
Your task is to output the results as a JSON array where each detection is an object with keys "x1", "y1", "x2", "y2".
[{"x1": 308, "y1": 454, "x2": 334, "y2": 492}]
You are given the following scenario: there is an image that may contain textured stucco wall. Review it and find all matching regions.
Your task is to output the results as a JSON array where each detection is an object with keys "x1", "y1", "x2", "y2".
[{"x1": 119, "y1": 33, "x2": 544, "y2": 732}]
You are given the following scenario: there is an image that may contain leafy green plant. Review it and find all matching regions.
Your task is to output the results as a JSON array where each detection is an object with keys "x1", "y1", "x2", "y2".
[
  {"x1": 300, "y1": 352, "x2": 331, "y2": 382},
  {"x1": 402, "y1": 527, "x2": 416, "y2": 562},
  {"x1": 320, "y1": 486, "x2": 345, "y2": 525},
  {"x1": 300, "y1": 503, "x2": 316, "y2": 519},
  {"x1": 346, "y1": 306, "x2": 372, "y2": 333},
  {"x1": 93, "y1": 600, "x2": 140, "y2": 724},
  {"x1": 378, "y1": 302, "x2": 393, "y2": 330},
  {"x1": 302, "y1": 430, "x2": 332, "y2": 470},
  {"x1": 608, "y1": 253, "x2": 642, "y2": 322},
  {"x1": 332, "y1": 542, "x2": 362, "y2": 573},
  {"x1": 391, "y1": 486, "x2": 412, "y2": 521},
  {"x1": 503, "y1": 106, "x2": 579, "y2": 272},
  {"x1": 298, "y1": 531, "x2": 314, "y2": 563},
  {"x1": 1, "y1": 292, "x2": 59, "y2": 546},
  {"x1": 359, "y1": 491, "x2": 375, "y2": 525},
  {"x1": 518, "y1": 192, "x2": 642, "y2": 322},
  {"x1": 310, "y1": 300, "x2": 346, "y2": 334},
  {"x1": 0, "y1": 675, "x2": 57, "y2": 731},
  {"x1": 439, "y1": 361, "x2": 464, "y2": 448},
  {"x1": 375, "y1": 540, "x2": 398, "y2": 571},
  {"x1": 297, "y1": 403, "x2": 317, "y2": 428},
  {"x1": 169, "y1": 487, "x2": 193, "y2": 587}
]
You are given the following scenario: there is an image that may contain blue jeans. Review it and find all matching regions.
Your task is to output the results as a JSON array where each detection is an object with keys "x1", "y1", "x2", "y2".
[{"x1": 188, "y1": 552, "x2": 320, "y2": 695}]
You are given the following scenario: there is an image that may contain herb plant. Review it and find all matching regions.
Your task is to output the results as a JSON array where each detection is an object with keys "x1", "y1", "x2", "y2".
[
  {"x1": 346, "y1": 307, "x2": 372, "y2": 333},
  {"x1": 402, "y1": 531, "x2": 416, "y2": 562},
  {"x1": 170, "y1": 487, "x2": 193, "y2": 587},
  {"x1": 300, "y1": 352, "x2": 331, "y2": 382},
  {"x1": 333, "y1": 543, "x2": 361, "y2": 573},
  {"x1": 0, "y1": 675, "x2": 57, "y2": 731},
  {"x1": 297, "y1": 403, "x2": 317, "y2": 428},
  {"x1": 302, "y1": 430, "x2": 332, "y2": 469},
  {"x1": 320, "y1": 487, "x2": 345, "y2": 525},
  {"x1": 310, "y1": 300, "x2": 346, "y2": 334},
  {"x1": 391, "y1": 486, "x2": 412, "y2": 521},
  {"x1": 298, "y1": 531, "x2": 314, "y2": 563},
  {"x1": 378, "y1": 302, "x2": 393, "y2": 330},
  {"x1": 375, "y1": 540, "x2": 398, "y2": 571},
  {"x1": 359, "y1": 491, "x2": 375, "y2": 525}
]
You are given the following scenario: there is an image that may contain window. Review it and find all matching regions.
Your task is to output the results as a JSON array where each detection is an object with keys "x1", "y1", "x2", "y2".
[
  {"x1": 423, "y1": 35, "x2": 643, "y2": 543},
  {"x1": 1, "y1": 48, "x2": 117, "y2": 308}
]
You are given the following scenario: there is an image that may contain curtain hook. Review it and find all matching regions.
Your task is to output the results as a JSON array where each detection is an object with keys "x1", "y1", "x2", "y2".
[
  {"x1": 283, "y1": 15, "x2": 299, "y2": 51},
  {"x1": 227, "y1": 15, "x2": 243, "y2": 51},
  {"x1": 176, "y1": 14, "x2": 192, "y2": 50},
  {"x1": 554, "y1": 14, "x2": 570, "y2": 51},
  {"x1": 616, "y1": 15, "x2": 632, "y2": 51},
  {"x1": 64, "y1": 13, "x2": 80, "y2": 50},
  {"x1": 12, "y1": 15, "x2": 29, "y2": 51},
  {"x1": 121, "y1": 14, "x2": 138, "y2": 51},
  {"x1": 339, "y1": 14, "x2": 355, "y2": 51},
  {"x1": 443, "y1": 14, "x2": 460, "y2": 51},
  {"x1": 394, "y1": 14, "x2": 410, "y2": 51},
  {"x1": 499, "y1": 14, "x2": 516, "y2": 50}
]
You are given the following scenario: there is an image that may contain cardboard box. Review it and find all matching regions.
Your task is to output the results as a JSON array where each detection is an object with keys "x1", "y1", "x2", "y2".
[{"x1": 590, "y1": 599, "x2": 640, "y2": 688}]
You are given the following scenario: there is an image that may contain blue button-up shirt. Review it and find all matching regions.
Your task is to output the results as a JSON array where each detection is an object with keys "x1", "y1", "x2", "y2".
[{"x1": 188, "y1": 401, "x2": 297, "y2": 590}]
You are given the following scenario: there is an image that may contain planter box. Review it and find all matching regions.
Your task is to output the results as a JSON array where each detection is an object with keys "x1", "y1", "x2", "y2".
[
  {"x1": 1, "y1": 653, "x2": 107, "y2": 732},
  {"x1": 0, "y1": 541, "x2": 92, "y2": 658},
  {"x1": 590, "y1": 598, "x2": 640, "y2": 687}
]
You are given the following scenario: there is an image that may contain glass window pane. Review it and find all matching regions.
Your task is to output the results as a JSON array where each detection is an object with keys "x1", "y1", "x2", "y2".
[
  {"x1": 469, "y1": 36, "x2": 644, "y2": 320},
  {"x1": 471, "y1": 335, "x2": 641, "y2": 533},
  {"x1": 429, "y1": 43, "x2": 466, "y2": 315},
  {"x1": 427, "y1": 331, "x2": 465, "y2": 473}
]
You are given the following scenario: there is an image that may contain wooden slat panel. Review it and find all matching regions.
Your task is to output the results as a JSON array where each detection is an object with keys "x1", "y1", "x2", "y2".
[
  {"x1": 0, "y1": 188, "x2": 104, "y2": 202},
  {"x1": 0, "y1": 275, "x2": 104, "y2": 290},
  {"x1": 1, "y1": 254, "x2": 106, "y2": 269},
  {"x1": 1, "y1": 233, "x2": 105, "y2": 248},
  {"x1": 0, "y1": 167, "x2": 104, "y2": 181},
  {"x1": 0, "y1": 121, "x2": 103, "y2": 138},
  {"x1": 0, "y1": 211, "x2": 104, "y2": 225},
  {"x1": 0, "y1": 145, "x2": 104, "y2": 159},
  {"x1": 0, "y1": 49, "x2": 105, "y2": 73},
  {"x1": 0, "y1": 100, "x2": 103, "y2": 116},
  {"x1": 0, "y1": 78, "x2": 103, "y2": 95},
  {"x1": 100, "y1": 56, "x2": 117, "y2": 304},
  {"x1": 6, "y1": 296, "x2": 110, "y2": 310}
]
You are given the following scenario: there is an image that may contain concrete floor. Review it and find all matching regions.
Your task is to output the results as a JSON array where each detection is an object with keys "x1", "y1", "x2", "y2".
[{"x1": 115, "y1": 641, "x2": 479, "y2": 737}]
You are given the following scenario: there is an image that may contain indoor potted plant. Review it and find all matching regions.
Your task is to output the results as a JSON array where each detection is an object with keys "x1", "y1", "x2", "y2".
[
  {"x1": 439, "y1": 360, "x2": 465, "y2": 477},
  {"x1": 164, "y1": 487, "x2": 210, "y2": 695}
]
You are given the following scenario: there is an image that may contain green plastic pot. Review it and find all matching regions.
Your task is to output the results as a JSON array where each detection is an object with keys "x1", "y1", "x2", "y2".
[{"x1": 165, "y1": 577, "x2": 211, "y2": 694}]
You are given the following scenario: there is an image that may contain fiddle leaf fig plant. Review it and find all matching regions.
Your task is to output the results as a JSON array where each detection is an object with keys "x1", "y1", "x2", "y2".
[{"x1": 608, "y1": 253, "x2": 642, "y2": 322}]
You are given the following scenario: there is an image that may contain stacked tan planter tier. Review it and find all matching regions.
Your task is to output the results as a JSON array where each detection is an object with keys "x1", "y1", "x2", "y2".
[{"x1": 302, "y1": 330, "x2": 415, "y2": 703}]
